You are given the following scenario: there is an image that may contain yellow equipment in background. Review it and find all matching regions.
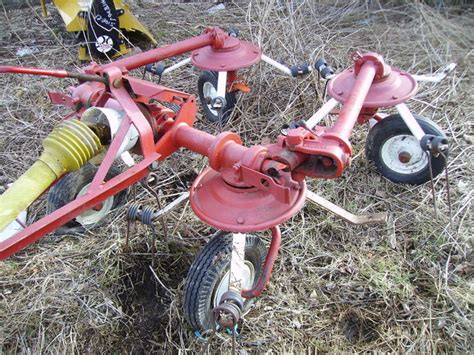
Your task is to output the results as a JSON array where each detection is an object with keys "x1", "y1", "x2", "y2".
[{"x1": 41, "y1": 0, "x2": 157, "y2": 60}]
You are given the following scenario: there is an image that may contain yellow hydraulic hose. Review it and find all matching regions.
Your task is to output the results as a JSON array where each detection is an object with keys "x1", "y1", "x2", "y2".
[{"x1": 0, "y1": 119, "x2": 102, "y2": 232}]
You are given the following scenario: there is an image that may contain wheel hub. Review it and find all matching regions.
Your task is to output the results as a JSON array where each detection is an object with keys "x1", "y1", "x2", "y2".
[
  {"x1": 203, "y1": 81, "x2": 218, "y2": 115},
  {"x1": 75, "y1": 183, "x2": 114, "y2": 226},
  {"x1": 398, "y1": 151, "x2": 411, "y2": 164},
  {"x1": 213, "y1": 260, "x2": 255, "y2": 308},
  {"x1": 381, "y1": 135, "x2": 428, "y2": 174}
]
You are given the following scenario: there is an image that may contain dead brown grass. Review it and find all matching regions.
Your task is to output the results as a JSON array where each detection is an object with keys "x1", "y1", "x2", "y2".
[{"x1": 0, "y1": 0, "x2": 473, "y2": 353}]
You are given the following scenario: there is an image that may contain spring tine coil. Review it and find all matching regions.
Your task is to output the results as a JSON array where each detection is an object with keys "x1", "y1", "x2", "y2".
[
  {"x1": 141, "y1": 206, "x2": 156, "y2": 225},
  {"x1": 127, "y1": 203, "x2": 142, "y2": 221}
]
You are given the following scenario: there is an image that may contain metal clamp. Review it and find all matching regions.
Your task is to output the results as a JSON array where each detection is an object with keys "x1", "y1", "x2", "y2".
[
  {"x1": 211, "y1": 96, "x2": 227, "y2": 111},
  {"x1": 420, "y1": 134, "x2": 449, "y2": 157}
]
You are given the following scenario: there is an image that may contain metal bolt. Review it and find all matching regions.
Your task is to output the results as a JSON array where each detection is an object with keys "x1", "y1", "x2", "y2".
[
  {"x1": 149, "y1": 161, "x2": 159, "y2": 171},
  {"x1": 113, "y1": 79, "x2": 121, "y2": 88},
  {"x1": 392, "y1": 95, "x2": 398, "y2": 99},
  {"x1": 237, "y1": 217, "x2": 245, "y2": 224},
  {"x1": 220, "y1": 64, "x2": 226, "y2": 68},
  {"x1": 337, "y1": 91, "x2": 344, "y2": 95}
]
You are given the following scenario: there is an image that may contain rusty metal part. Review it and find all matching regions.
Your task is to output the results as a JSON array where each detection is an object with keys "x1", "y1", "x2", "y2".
[
  {"x1": 212, "y1": 300, "x2": 241, "y2": 329},
  {"x1": 306, "y1": 190, "x2": 387, "y2": 225},
  {"x1": 142, "y1": 173, "x2": 169, "y2": 243}
]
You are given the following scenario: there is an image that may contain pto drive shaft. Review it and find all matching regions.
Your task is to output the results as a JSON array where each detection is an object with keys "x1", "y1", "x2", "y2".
[{"x1": 0, "y1": 120, "x2": 102, "y2": 232}]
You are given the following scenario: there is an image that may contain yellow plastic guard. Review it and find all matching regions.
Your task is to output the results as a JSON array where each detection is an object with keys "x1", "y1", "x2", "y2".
[{"x1": 0, "y1": 119, "x2": 102, "y2": 232}]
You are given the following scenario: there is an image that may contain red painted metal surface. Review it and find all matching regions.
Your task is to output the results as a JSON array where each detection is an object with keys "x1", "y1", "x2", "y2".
[
  {"x1": 329, "y1": 68, "x2": 417, "y2": 108},
  {"x1": 242, "y1": 226, "x2": 281, "y2": 298},
  {"x1": 284, "y1": 52, "x2": 419, "y2": 179},
  {"x1": 328, "y1": 61, "x2": 377, "y2": 141},
  {"x1": 328, "y1": 52, "x2": 417, "y2": 108},
  {"x1": 0, "y1": 66, "x2": 69, "y2": 77},
  {"x1": 0, "y1": 44, "x2": 418, "y2": 278},
  {"x1": 89, "y1": 114, "x2": 132, "y2": 191},
  {"x1": 0, "y1": 66, "x2": 106, "y2": 83},
  {"x1": 99, "y1": 31, "x2": 214, "y2": 71},
  {"x1": 189, "y1": 168, "x2": 306, "y2": 232},
  {"x1": 98, "y1": 27, "x2": 255, "y2": 73},
  {"x1": 191, "y1": 36, "x2": 262, "y2": 71}
]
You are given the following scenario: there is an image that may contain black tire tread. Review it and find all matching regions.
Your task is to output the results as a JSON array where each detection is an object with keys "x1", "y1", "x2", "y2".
[
  {"x1": 197, "y1": 71, "x2": 237, "y2": 123},
  {"x1": 46, "y1": 163, "x2": 127, "y2": 234},
  {"x1": 365, "y1": 114, "x2": 447, "y2": 185},
  {"x1": 183, "y1": 232, "x2": 266, "y2": 331}
]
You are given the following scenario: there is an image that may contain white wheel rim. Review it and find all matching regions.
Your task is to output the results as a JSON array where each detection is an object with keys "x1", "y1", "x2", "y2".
[
  {"x1": 213, "y1": 260, "x2": 255, "y2": 308},
  {"x1": 203, "y1": 81, "x2": 218, "y2": 116},
  {"x1": 75, "y1": 183, "x2": 114, "y2": 226},
  {"x1": 380, "y1": 135, "x2": 428, "y2": 174}
]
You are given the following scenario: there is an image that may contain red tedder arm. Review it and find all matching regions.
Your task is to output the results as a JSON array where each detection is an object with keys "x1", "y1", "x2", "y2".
[{"x1": 0, "y1": 31, "x2": 409, "y2": 259}]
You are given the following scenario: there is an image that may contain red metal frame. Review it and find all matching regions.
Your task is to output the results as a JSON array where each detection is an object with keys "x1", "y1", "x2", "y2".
[
  {"x1": 241, "y1": 226, "x2": 281, "y2": 298},
  {"x1": 0, "y1": 30, "x2": 420, "y2": 300}
]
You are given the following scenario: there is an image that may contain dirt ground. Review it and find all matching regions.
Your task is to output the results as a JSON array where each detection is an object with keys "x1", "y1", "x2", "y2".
[{"x1": 0, "y1": 1, "x2": 472, "y2": 353}]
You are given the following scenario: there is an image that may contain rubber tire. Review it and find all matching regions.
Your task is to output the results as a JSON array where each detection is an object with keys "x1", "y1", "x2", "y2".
[
  {"x1": 183, "y1": 232, "x2": 267, "y2": 332},
  {"x1": 366, "y1": 114, "x2": 447, "y2": 185},
  {"x1": 46, "y1": 163, "x2": 128, "y2": 234},
  {"x1": 197, "y1": 71, "x2": 237, "y2": 123}
]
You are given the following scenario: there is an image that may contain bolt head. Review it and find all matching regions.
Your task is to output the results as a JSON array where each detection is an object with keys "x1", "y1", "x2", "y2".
[{"x1": 237, "y1": 217, "x2": 245, "y2": 224}]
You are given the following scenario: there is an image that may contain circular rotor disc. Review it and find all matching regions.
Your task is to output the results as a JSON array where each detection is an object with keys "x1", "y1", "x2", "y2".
[
  {"x1": 191, "y1": 38, "x2": 262, "y2": 71},
  {"x1": 328, "y1": 68, "x2": 417, "y2": 108},
  {"x1": 189, "y1": 168, "x2": 306, "y2": 232}
]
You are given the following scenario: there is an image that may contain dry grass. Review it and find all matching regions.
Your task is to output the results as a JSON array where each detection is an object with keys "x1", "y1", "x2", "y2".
[{"x1": 0, "y1": 0, "x2": 473, "y2": 353}]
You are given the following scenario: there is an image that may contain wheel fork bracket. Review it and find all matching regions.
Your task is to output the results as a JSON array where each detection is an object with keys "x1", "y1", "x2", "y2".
[
  {"x1": 396, "y1": 103, "x2": 449, "y2": 156},
  {"x1": 229, "y1": 233, "x2": 247, "y2": 294},
  {"x1": 212, "y1": 232, "x2": 247, "y2": 328}
]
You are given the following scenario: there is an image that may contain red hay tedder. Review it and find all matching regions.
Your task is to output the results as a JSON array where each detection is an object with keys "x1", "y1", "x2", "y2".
[{"x1": 0, "y1": 27, "x2": 453, "y2": 334}]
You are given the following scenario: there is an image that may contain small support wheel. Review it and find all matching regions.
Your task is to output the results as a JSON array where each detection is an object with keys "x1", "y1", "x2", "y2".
[
  {"x1": 183, "y1": 232, "x2": 266, "y2": 332},
  {"x1": 46, "y1": 163, "x2": 128, "y2": 234},
  {"x1": 366, "y1": 114, "x2": 447, "y2": 185},
  {"x1": 197, "y1": 71, "x2": 237, "y2": 123}
]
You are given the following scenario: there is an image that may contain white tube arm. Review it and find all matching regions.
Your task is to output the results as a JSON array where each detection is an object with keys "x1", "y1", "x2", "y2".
[
  {"x1": 162, "y1": 57, "x2": 192, "y2": 75},
  {"x1": 396, "y1": 103, "x2": 425, "y2": 141},
  {"x1": 261, "y1": 54, "x2": 293, "y2": 76},
  {"x1": 305, "y1": 98, "x2": 340, "y2": 129}
]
